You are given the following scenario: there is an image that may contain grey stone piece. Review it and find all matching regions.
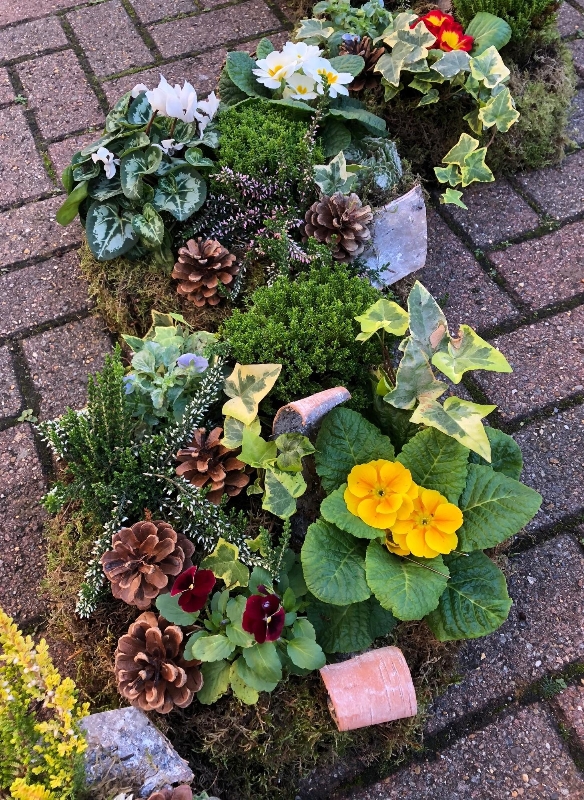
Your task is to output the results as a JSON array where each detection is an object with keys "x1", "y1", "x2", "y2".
[{"x1": 81, "y1": 706, "x2": 194, "y2": 798}]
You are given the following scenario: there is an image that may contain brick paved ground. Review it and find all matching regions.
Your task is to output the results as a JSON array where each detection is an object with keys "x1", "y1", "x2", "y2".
[{"x1": 0, "y1": 0, "x2": 582, "y2": 797}]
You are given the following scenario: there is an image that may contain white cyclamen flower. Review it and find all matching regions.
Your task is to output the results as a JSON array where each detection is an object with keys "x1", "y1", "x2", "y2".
[
  {"x1": 283, "y1": 72, "x2": 319, "y2": 100},
  {"x1": 282, "y1": 41, "x2": 322, "y2": 65},
  {"x1": 146, "y1": 75, "x2": 199, "y2": 123},
  {"x1": 153, "y1": 138, "x2": 185, "y2": 156},
  {"x1": 196, "y1": 91, "x2": 220, "y2": 121},
  {"x1": 252, "y1": 50, "x2": 298, "y2": 89},
  {"x1": 303, "y1": 57, "x2": 354, "y2": 98},
  {"x1": 91, "y1": 146, "x2": 120, "y2": 179},
  {"x1": 130, "y1": 82, "x2": 148, "y2": 98}
]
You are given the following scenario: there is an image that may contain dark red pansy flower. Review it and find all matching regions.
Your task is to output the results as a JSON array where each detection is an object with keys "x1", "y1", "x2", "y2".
[
  {"x1": 170, "y1": 566, "x2": 216, "y2": 612},
  {"x1": 242, "y1": 586, "x2": 286, "y2": 643}
]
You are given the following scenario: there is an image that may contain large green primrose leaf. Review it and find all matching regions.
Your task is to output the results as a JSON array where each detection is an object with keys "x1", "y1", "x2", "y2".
[
  {"x1": 411, "y1": 396, "x2": 496, "y2": 461},
  {"x1": 256, "y1": 37, "x2": 275, "y2": 59},
  {"x1": 120, "y1": 146, "x2": 162, "y2": 201},
  {"x1": 365, "y1": 540, "x2": 449, "y2": 621},
  {"x1": 56, "y1": 181, "x2": 89, "y2": 226},
  {"x1": 314, "y1": 407, "x2": 395, "y2": 494},
  {"x1": 313, "y1": 151, "x2": 362, "y2": 196},
  {"x1": 86, "y1": 201, "x2": 138, "y2": 261},
  {"x1": 190, "y1": 632, "x2": 236, "y2": 662},
  {"x1": 397, "y1": 428, "x2": 469, "y2": 504},
  {"x1": 275, "y1": 433, "x2": 315, "y2": 472},
  {"x1": 230, "y1": 661, "x2": 259, "y2": 704},
  {"x1": 431, "y1": 325, "x2": 512, "y2": 384},
  {"x1": 457, "y1": 463, "x2": 542, "y2": 551},
  {"x1": 131, "y1": 203, "x2": 164, "y2": 248},
  {"x1": 355, "y1": 298, "x2": 410, "y2": 341},
  {"x1": 197, "y1": 660, "x2": 231, "y2": 704},
  {"x1": 328, "y1": 105, "x2": 386, "y2": 135},
  {"x1": 301, "y1": 519, "x2": 370, "y2": 606},
  {"x1": 239, "y1": 427, "x2": 277, "y2": 468},
  {"x1": 479, "y1": 86, "x2": 519, "y2": 133},
  {"x1": 199, "y1": 538, "x2": 249, "y2": 588},
  {"x1": 466, "y1": 12, "x2": 512, "y2": 56},
  {"x1": 469, "y1": 427, "x2": 522, "y2": 479},
  {"x1": 431, "y1": 50, "x2": 471, "y2": 78},
  {"x1": 425, "y1": 551, "x2": 511, "y2": 640},
  {"x1": 320, "y1": 485, "x2": 381, "y2": 539},
  {"x1": 385, "y1": 339, "x2": 447, "y2": 411},
  {"x1": 307, "y1": 596, "x2": 396, "y2": 653},
  {"x1": 152, "y1": 164, "x2": 207, "y2": 221},
  {"x1": 321, "y1": 119, "x2": 352, "y2": 158},
  {"x1": 469, "y1": 46, "x2": 510, "y2": 88},
  {"x1": 263, "y1": 466, "x2": 306, "y2": 519},
  {"x1": 227, "y1": 51, "x2": 271, "y2": 97},
  {"x1": 222, "y1": 363, "x2": 282, "y2": 425}
]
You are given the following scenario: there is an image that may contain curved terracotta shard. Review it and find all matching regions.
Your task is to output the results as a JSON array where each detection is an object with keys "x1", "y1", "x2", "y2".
[
  {"x1": 272, "y1": 387, "x2": 351, "y2": 436},
  {"x1": 320, "y1": 646, "x2": 417, "y2": 731}
]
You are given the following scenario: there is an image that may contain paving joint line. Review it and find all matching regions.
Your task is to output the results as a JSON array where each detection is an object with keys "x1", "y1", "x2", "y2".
[
  {"x1": 56, "y1": 12, "x2": 112, "y2": 116},
  {"x1": 119, "y1": 0, "x2": 164, "y2": 64},
  {"x1": 509, "y1": 521, "x2": 584, "y2": 556},
  {"x1": 0, "y1": 308, "x2": 95, "y2": 350},
  {"x1": 0, "y1": 44, "x2": 71, "y2": 69},
  {"x1": 0, "y1": 188, "x2": 63, "y2": 216},
  {"x1": 0, "y1": 243, "x2": 82, "y2": 275}
]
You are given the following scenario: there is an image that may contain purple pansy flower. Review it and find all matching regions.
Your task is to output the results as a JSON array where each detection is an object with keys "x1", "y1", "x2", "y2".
[
  {"x1": 170, "y1": 566, "x2": 216, "y2": 612},
  {"x1": 241, "y1": 585, "x2": 286, "y2": 644},
  {"x1": 123, "y1": 374, "x2": 136, "y2": 395},
  {"x1": 176, "y1": 353, "x2": 208, "y2": 372}
]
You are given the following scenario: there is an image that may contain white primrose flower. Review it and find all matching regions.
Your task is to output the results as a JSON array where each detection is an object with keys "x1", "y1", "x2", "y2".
[
  {"x1": 252, "y1": 50, "x2": 298, "y2": 89},
  {"x1": 282, "y1": 41, "x2": 322, "y2": 65},
  {"x1": 130, "y1": 82, "x2": 148, "y2": 98},
  {"x1": 303, "y1": 57, "x2": 354, "y2": 98},
  {"x1": 153, "y1": 138, "x2": 185, "y2": 156},
  {"x1": 146, "y1": 75, "x2": 199, "y2": 123},
  {"x1": 91, "y1": 146, "x2": 120, "y2": 179},
  {"x1": 283, "y1": 72, "x2": 319, "y2": 101}
]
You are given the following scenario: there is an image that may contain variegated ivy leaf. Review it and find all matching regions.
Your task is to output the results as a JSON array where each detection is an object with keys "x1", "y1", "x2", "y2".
[
  {"x1": 411, "y1": 396, "x2": 496, "y2": 461},
  {"x1": 355, "y1": 298, "x2": 410, "y2": 341},
  {"x1": 222, "y1": 363, "x2": 282, "y2": 425},
  {"x1": 397, "y1": 23, "x2": 436, "y2": 61},
  {"x1": 220, "y1": 415, "x2": 261, "y2": 449},
  {"x1": 407, "y1": 281, "x2": 449, "y2": 357},
  {"x1": 385, "y1": 339, "x2": 447, "y2": 410},
  {"x1": 382, "y1": 78, "x2": 402, "y2": 100},
  {"x1": 442, "y1": 132, "x2": 479, "y2": 167},
  {"x1": 478, "y1": 86, "x2": 520, "y2": 133},
  {"x1": 460, "y1": 147, "x2": 494, "y2": 187},
  {"x1": 431, "y1": 49, "x2": 471, "y2": 78},
  {"x1": 313, "y1": 151, "x2": 362, "y2": 196},
  {"x1": 379, "y1": 11, "x2": 421, "y2": 47},
  {"x1": 469, "y1": 46, "x2": 510, "y2": 89},
  {"x1": 463, "y1": 108, "x2": 483, "y2": 136},
  {"x1": 431, "y1": 325, "x2": 512, "y2": 383},
  {"x1": 375, "y1": 51, "x2": 405, "y2": 88},
  {"x1": 275, "y1": 433, "x2": 315, "y2": 473},
  {"x1": 435, "y1": 163, "x2": 462, "y2": 187},
  {"x1": 295, "y1": 17, "x2": 334, "y2": 41},
  {"x1": 440, "y1": 188, "x2": 468, "y2": 209},
  {"x1": 263, "y1": 467, "x2": 306, "y2": 519},
  {"x1": 199, "y1": 538, "x2": 249, "y2": 588},
  {"x1": 418, "y1": 89, "x2": 440, "y2": 106}
]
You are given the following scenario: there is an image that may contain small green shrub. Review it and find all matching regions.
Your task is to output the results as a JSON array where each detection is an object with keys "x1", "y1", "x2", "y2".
[
  {"x1": 453, "y1": 0, "x2": 559, "y2": 42},
  {"x1": 222, "y1": 249, "x2": 382, "y2": 411}
]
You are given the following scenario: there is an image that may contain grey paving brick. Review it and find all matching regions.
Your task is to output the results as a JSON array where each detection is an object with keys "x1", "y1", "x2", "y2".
[
  {"x1": 352, "y1": 703, "x2": 584, "y2": 799},
  {"x1": 68, "y1": 0, "x2": 154, "y2": 77},
  {"x1": 413, "y1": 210, "x2": 518, "y2": 332},
  {"x1": 445, "y1": 179, "x2": 540, "y2": 248},
  {"x1": 0, "y1": 68, "x2": 14, "y2": 104},
  {"x1": 0, "y1": 424, "x2": 47, "y2": 623},
  {"x1": 0, "y1": 17, "x2": 67, "y2": 63},
  {"x1": 569, "y1": 38, "x2": 584, "y2": 76},
  {"x1": 553, "y1": 686, "x2": 584, "y2": 751},
  {"x1": 47, "y1": 132, "x2": 97, "y2": 184},
  {"x1": 516, "y1": 149, "x2": 584, "y2": 221},
  {"x1": 149, "y1": 0, "x2": 282, "y2": 58},
  {"x1": 0, "y1": 104, "x2": 54, "y2": 206},
  {"x1": 0, "y1": 196, "x2": 82, "y2": 269},
  {"x1": 488, "y1": 220, "x2": 584, "y2": 310},
  {"x1": 515, "y1": 405, "x2": 584, "y2": 531},
  {"x1": 0, "y1": 347, "x2": 21, "y2": 418},
  {"x1": 474, "y1": 307, "x2": 584, "y2": 420},
  {"x1": 23, "y1": 316, "x2": 112, "y2": 420},
  {"x1": 425, "y1": 535, "x2": 584, "y2": 735},
  {"x1": 130, "y1": 0, "x2": 198, "y2": 23},
  {"x1": 0, "y1": 0, "x2": 79, "y2": 25},
  {"x1": 567, "y1": 89, "x2": 584, "y2": 146},
  {"x1": 0, "y1": 251, "x2": 91, "y2": 336},
  {"x1": 17, "y1": 51, "x2": 104, "y2": 139},
  {"x1": 557, "y1": 1, "x2": 584, "y2": 36}
]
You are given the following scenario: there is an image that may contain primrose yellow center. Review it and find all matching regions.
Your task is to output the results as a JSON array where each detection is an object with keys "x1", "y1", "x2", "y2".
[
  {"x1": 296, "y1": 86, "x2": 308, "y2": 94},
  {"x1": 441, "y1": 31, "x2": 461, "y2": 48},
  {"x1": 268, "y1": 64, "x2": 285, "y2": 76}
]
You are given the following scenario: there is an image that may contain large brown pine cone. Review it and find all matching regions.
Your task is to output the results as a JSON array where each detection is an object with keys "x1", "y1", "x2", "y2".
[
  {"x1": 176, "y1": 426, "x2": 249, "y2": 504},
  {"x1": 339, "y1": 35, "x2": 384, "y2": 92},
  {"x1": 304, "y1": 192, "x2": 373, "y2": 262},
  {"x1": 146, "y1": 787, "x2": 193, "y2": 800},
  {"x1": 115, "y1": 612, "x2": 203, "y2": 713},
  {"x1": 101, "y1": 520, "x2": 195, "y2": 610},
  {"x1": 172, "y1": 238, "x2": 239, "y2": 308}
]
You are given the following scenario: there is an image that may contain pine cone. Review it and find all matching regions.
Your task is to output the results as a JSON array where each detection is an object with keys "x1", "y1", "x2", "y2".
[
  {"x1": 115, "y1": 612, "x2": 203, "y2": 713},
  {"x1": 339, "y1": 35, "x2": 384, "y2": 92},
  {"x1": 176, "y1": 427, "x2": 250, "y2": 504},
  {"x1": 172, "y1": 238, "x2": 239, "y2": 307},
  {"x1": 146, "y1": 787, "x2": 193, "y2": 800},
  {"x1": 304, "y1": 192, "x2": 373, "y2": 262},
  {"x1": 101, "y1": 521, "x2": 195, "y2": 610}
]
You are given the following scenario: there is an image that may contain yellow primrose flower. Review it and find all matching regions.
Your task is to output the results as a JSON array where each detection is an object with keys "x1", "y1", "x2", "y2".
[
  {"x1": 389, "y1": 487, "x2": 463, "y2": 559},
  {"x1": 344, "y1": 459, "x2": 418, "y2": 529}
]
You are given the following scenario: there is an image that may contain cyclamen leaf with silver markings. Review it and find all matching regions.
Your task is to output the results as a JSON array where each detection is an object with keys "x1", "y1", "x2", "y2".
[
  {"x1": 152, "y1": 165, "x2": 207, "y2": 221},
  {"x1": 85, "y1": 201, "x2": 138, "y2": 261}
]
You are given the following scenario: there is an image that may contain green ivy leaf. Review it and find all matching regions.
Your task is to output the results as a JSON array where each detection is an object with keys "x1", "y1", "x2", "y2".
[
  {"x1": 131, "y1": 202, "x2": 164, "y2": 248},
  {"x1": 263, "y1": 466, "x2": 306, "y2": 519},
  {"x1": 460, "y1": 147, "x2": 494, "y2": 187},
  {"x1": 434, "y1": 164, "x2": 462, "y2": 187},
  {"x1": 190, "y1": 632, "x2": 236, "y2": 662},
  {"x1": 440, "y1": 188, "x2": 468, "y2": 208},
  {"x1": 431, "y1": 49, "x2": 471, "y2": 78},
  {"x1": 307, "y1": 596, "x2": 396, "y2": 653},
  {"x1": 466, "y1": 12, "x2": 512, "y2": 56},
  {"x1": 320, "y1": 484, "x2": 382, "y2": 539},
  {"x1": 385, "y1": 339, "x2": 447, "y2": 410},
  {"x1": 314, "y1": 407, "x2": 395, "y2": 494},
  {"x1": 221, "y1": 416, "x2": 261, "y2": 450},
  {"x1": 197, "y1": 660, "x2": 231, "y2": 704},
  {"x1": 152, "y1": 164, "x2": 207, "y2": 221},
  {"x1": 397, "y1": 428, "x2": 469, "y2": 504},
  {"x1": 355, "y1": 298, "x2": 410, "y2": 341},
  {"x1": 365, "y1": 540, "x2": 449, "y2": 621},
  {"x1": 411, "y1": 396, "x2": 496, "y2": 461},
  {"x1": 478, "y1": 85, "x2": 519, "y2": 133},
  {"x1": 287, "y1": 636, "x2": 326, "y2": 670},
  {"x1": 468, "y1": 428, "x2": 522, "y2": 479},
  {"x1": 155, "y1": 592, "x2": 199, "y2": 626},
  {"x1": 239, "y1": 427, "x2": 277, "y2": 468},
  {"x1": 418, "y1": 88, "x2": 440, "y2": 106},
  {"x1": 457, "y1": 464, "x2": 542, "y2": 551},
  {"x1": 226, "y1": 51, "x2": 271, "y2": 98},
  {"x1": 275, "y1": 433, "x2": 315, "y2": 473},
  {"x1": 85, "y1": 201, "x2": 138, "y2": 261},
  {"x1": 242, "y1": 641, "x2": 283, "y2": 683},
  {"x1": 469, "y1": 45, "x2": 510, "y2": 88},
  {"x1": 301, "y1": 519, "x2": 370, "y2": 606},
  {"x1": 442, "y1": 132, "x2": 479, "y2": 167},
  {"x1": 200, "y1": 538, "x2": 250, "y2": 588},
  {"x1": 222, "y1": 363, "x2": 282, "y2": 425},
  {"x1": 56, "y1": 181, "x2": 89, "y2": 226},
  {"x1": 425, "y1": 551, "x2": 511, "y2": 640},
  {"x1": 431, "y1": 325, "x2": 511, "y2": 384}
]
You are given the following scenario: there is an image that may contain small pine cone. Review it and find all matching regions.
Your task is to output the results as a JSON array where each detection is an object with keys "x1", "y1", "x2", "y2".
[
  {"x1": 146, "y1": 787, "x2": 193, "y2": 800},
  {"x1": 101, "y1": 520, "x2": 195, "y2": 610},
  {"x1": 304, "y1": 192, "x2": 373, "y2": 262},
  {"x1": 339, "y1": 35, "x2": 384, "y2": 92},
  {"x1": 115, "y1": 612, "x2": 203, "y2": 714},
  {"x1": 172, "y1": 237, "x2": 239, "y2": 308},
  {"x1": 176, "y1": 426, "x2": 249, "y2": 504}
]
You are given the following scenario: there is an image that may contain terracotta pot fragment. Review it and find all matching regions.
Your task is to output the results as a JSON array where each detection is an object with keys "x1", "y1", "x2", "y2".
[
  {"x1": 272, "y1": 387, "x2": 351, "y2": 436},
  {"x1": 320, "y1": 646, "x2": 417, "y2": 731}
]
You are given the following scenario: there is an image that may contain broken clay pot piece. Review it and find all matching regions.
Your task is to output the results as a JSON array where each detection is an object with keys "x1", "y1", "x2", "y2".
[
  {"x1": 320, "y1": 646, "x2": 417, "y2": 731},
  {"x1": 272, "y1": 387, "x2": 351, "y2": 437}
]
